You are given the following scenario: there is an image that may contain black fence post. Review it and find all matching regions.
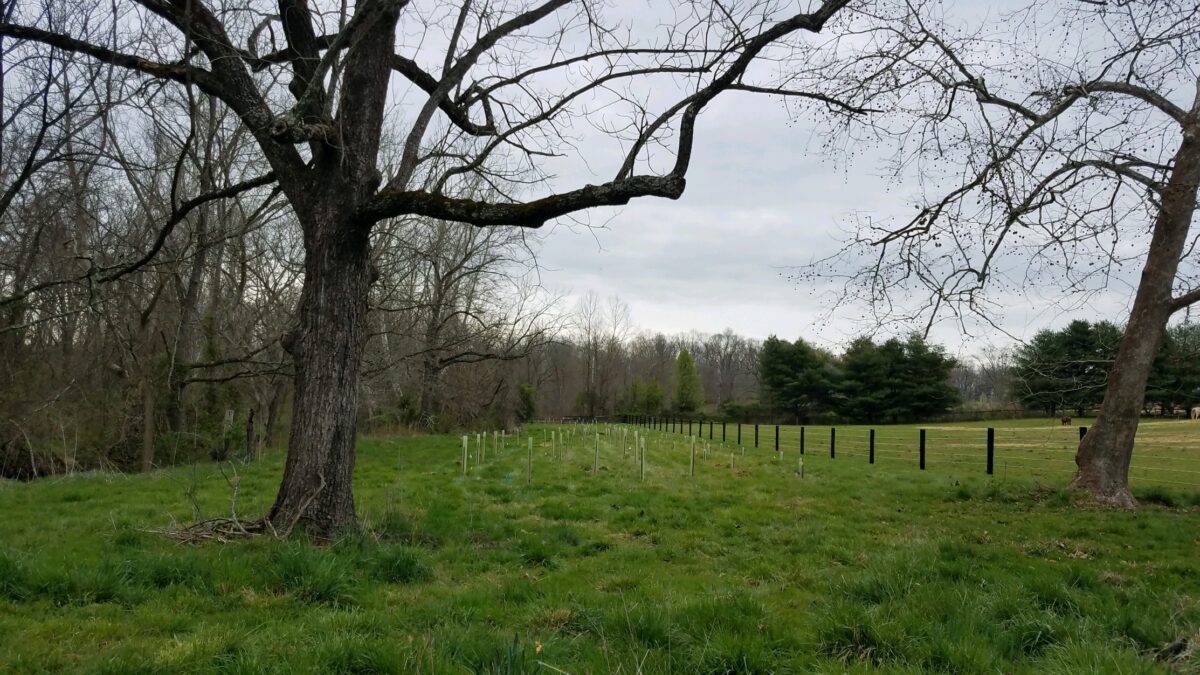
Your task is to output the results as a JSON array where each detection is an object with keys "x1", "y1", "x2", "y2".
[
  {"x1": 1079, "y1": 425, "x2": 1087, "y2": 441},
  {"x1": 800, "y1": 426, "x2": 805, "y2": 455},
  {"x1": 987, "y1": 427, "x2": 995, "y2": 475},
  {"x1": 869, "y1": 429, "x2": 875, "y2": 464},
  {"x1": 775, "y1": 425, "x2": 780, "y2": 453},
  {"x1": 709, "y1": 421, "x2": 713, "y2": 440},
  {"x1": 737, "y1": 424, "x2": 742, "y2": 445},
  {"x1": 722, "y1": 422, "x2": 727, "y2": 442},
  {"x1": 830, "y1": 427, "x2": 836, "y2": 459},
  {"x1": 919, "y1": 429, "x2": 926, "y2": 470},
  {"x1": 754, "y1": 424, "x2": 760, "y2": 448}
]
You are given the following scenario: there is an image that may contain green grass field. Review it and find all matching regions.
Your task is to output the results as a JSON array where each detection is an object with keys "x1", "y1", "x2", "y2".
[
  {"x1": 0, "y1": 420, "x2": 1198, "y2": 673},
  {"x1": 662, "y1": 417, "x2": 1200, "y2": 491}
]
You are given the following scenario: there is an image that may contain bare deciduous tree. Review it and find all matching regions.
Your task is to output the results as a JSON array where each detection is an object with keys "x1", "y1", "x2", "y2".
[
  {"x1": 2, "y1": 0, "x2": 863, "y2": 536},
  {"x1": 802, "y1": 0, "x2": 1200, "y2": 505}
]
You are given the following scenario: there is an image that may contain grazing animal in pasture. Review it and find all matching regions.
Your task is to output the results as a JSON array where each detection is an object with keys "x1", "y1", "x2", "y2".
[
  {"x1": 1061, "y1": 415, "x2": 1072, "y2": 426},
  {"x1": 1191, "y1": 407, "x2": 1200, "y2": 421}
]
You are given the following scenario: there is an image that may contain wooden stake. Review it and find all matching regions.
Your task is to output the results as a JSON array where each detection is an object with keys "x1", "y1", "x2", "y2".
[
  {"x1": 461, "y1": 436, "x2": 468, "y2": 476},
  {"x1": 527, "y1": 437, "x2": 533, "y2": 486}
]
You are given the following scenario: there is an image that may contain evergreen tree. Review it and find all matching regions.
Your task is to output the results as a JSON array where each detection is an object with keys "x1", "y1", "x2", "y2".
[
  {"x1": 516, "y1": 384, "x2": 537, "y2": 423},
  {"x1": 897, "y1": 335, "x2": 960, "y2": 420},
  {"x1": 1014, "y1": 320, "x2": 1121, "y2": 416},
  {"x1": 835, "y1": 337, "x2": 890, "y2": 422},
  {"x1": 758, "y1": 336, "x2": 833, "y2": 423},
  {"x1": 674, "y1": 349, "x2": 703, "y2": 413},
  {"x1": 836, "y1": 335, "x2": 958, "y2": 423},
  {"x1": 1144, "y1": 322, "x2": 1200, "y2": 415}
]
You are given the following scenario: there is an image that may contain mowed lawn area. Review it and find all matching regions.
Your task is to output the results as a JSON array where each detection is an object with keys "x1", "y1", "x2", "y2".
[{"x1": 0, "y1": 421, "x2": 1198, "y2": 674}]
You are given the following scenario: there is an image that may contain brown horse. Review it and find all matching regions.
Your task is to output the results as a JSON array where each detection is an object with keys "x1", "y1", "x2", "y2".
[{"x1": 1060, "y1": 415, "x2": 1072, "y2": 426}]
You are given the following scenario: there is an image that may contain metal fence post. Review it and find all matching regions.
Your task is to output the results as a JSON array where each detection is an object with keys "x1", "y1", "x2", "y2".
[
  {"x1": 919, "y1": 428, "x2": 926, "y2": 470},
  {"x1": 987, "y1": 427, "x2": 995, "y2": 475},
  {"x1": 869, "y1": 429, "x2": 875, "y2": 464}
]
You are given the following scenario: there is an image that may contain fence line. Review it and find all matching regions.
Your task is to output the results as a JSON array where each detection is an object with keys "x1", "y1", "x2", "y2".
[
  {"x1": 504, "y1": 419, "x2": 1200, "y2": 492},
  {"x1": 612, "y1": 416, "x2": 1200, "y2": 490}
]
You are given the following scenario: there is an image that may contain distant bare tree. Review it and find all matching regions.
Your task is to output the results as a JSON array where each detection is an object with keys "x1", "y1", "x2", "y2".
[
  {"x1": 3, "y1": 0, "x2": 872, "y2": 535},
  {"x1": 804, "y1": 0, "x2": 1200, "y2": 505},
  {"x1": 366, "y1": 215, "x2": 560, "y2": 429}
]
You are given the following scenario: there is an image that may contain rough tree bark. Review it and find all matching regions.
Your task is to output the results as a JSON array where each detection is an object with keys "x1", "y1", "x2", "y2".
[
  {"x1": 270, "y1": 212, "x2": 372, "y2": 534},
  {"x1": 265, "y1": 4, "x2": 396, "y2": 538},
  {"x1": 1071, "y1": 116, "x2": 1200, "y2": 506}
]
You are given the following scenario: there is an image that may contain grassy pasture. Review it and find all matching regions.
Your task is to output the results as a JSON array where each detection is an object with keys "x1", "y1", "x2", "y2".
[
  {"x1": 0, "y1": 420, "x2": 1197, "y2": 673},
  {"x1": 672, "y1": 417, "x2": 1200, "y2": 492}
]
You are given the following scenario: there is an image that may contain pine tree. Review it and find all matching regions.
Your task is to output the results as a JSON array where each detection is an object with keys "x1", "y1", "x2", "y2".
[{"x1": 674, "y1": 349, "x2": 703, "y2": 413}]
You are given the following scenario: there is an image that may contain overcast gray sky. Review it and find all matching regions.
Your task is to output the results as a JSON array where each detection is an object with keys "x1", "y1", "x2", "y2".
[
  {"x1": 429, "y1": 0, "x2": 1195, "y2": 358},
  {"x1": 531, "y1": 89, "x2": 1138, "y2": 355}
]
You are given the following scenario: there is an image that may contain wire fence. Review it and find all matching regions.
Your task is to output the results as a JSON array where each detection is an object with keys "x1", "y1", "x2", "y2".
[{"x1": 610, "y1": 416, "x2": 1200, "y2": 491}]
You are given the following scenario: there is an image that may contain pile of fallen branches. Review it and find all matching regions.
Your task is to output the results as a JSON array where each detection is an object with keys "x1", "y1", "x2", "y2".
[
  {"x1": 147, "y1": 516, "x2": 267, "y2": 543},
  {"x1": 145, "y1": 461, "x2": 322, "y2": 542}
]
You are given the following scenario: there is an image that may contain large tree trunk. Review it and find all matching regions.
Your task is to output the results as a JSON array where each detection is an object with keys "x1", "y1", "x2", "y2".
[
  {"x1": 263, "y1": 3, "x2": 396, "y2": 538},
  {"x1": 267, "y1": 214, "x2": 372, "y2": 538},
  {"x1": 1071, "y1": 122, "x2": 1200, "y2": 506}
]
